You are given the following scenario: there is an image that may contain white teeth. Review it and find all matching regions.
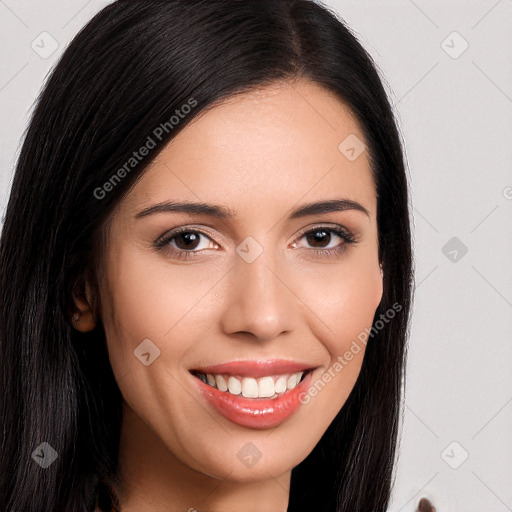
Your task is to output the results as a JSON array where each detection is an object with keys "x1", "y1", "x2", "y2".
[
  {"x1": 275, "y1": 376, "x2": 287, "y2": 394},
  {"x1": 201, "y1": 371, "x2": 306, "y2": 398},
  {"x1": 227, "y1": 376, "x2": 241, "y2": 395},
  {"x1": 242, "y1": 378, "x2": 259, "y2": 398},
  {"x1": 287, "y1": 372, "x2": 304, "y2": 390},
  {"x1": 258, "y1": 377, "x2": 275, "y2": 398},
  {"x1": 215, "y1": 375, "x2": 228, "y2": 392},
  {"x1": 287, "y1": 373, "x2": 298, "y2": 390}
]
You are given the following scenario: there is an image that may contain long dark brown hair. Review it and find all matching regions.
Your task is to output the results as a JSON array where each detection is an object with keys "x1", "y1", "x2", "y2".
[{"x1": 0, "y1": 1, "x2": 413, "y2": 510}]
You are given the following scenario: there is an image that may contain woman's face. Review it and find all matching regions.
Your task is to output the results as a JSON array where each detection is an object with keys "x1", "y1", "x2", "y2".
[{"x1": 96, "y1": 79, "x2": 382, "y2": 484}]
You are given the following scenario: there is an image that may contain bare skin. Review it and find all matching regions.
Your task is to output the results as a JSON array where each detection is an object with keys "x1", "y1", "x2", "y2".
[{"x1": 74, "y1": 79, "x2": 383, "y2": 512}]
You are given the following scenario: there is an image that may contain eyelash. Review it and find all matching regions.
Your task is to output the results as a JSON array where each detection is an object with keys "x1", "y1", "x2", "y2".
[{"x1": 154, "y1": 225, "x2": 357, "y2": 260}]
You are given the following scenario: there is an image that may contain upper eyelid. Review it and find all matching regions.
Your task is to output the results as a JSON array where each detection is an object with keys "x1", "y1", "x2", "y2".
[{"x1": 296, "y1": 223, "x2": 352, "y2": 236}]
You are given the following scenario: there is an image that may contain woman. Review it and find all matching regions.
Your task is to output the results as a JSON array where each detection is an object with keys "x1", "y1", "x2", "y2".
[{"x1": 0, "y1": 0, "x2": 417, "y2": 510}]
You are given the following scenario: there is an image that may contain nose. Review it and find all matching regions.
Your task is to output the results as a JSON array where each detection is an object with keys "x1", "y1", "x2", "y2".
[{"x1": 219, "y1": 247, "x2": 298, "y2": 343}]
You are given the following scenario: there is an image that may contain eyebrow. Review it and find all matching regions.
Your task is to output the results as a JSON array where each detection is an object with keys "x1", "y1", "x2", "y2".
[{"x1": 134, "y1": 198, "x2": 369, "y2": 220}]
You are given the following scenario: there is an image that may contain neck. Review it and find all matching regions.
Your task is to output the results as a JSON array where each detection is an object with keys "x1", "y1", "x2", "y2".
[{"x1": 115, "y1": 403, "x2": 291, "y2": 512}]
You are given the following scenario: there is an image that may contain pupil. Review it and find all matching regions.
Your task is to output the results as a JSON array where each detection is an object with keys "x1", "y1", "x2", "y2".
[
  {"x1": 308, "y1": 230, "x2": 329, "y2": 247},
  {"x1": 177, "y1": 232, "x2": 200, "y2": 250}
]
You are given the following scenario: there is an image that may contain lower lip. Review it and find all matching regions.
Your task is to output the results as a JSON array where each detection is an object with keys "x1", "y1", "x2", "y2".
[{"x1": 194, "y1": 371, "x2": 314, "y2": 429}]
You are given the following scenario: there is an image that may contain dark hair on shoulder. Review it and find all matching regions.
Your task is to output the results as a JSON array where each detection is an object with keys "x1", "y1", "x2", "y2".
[{"x1": 0, "y1": 1, "x2": 413, "y2": 510}]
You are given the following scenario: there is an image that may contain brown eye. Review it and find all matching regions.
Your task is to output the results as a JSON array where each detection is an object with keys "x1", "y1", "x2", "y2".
[
  {"x1": 154, "y1": 228, "x2": 219, "y2": 260},
  {"x1": 291, "y1": 225, "x2": 357, "y2": 259},
  {"x1": 298, "y1": 226, "x2": 355, "y2": 250},
  {"x1": 174, "y1": 232, "x2": 202, "y2": 250},
  {"x1": 305, "y1": 230, "x2": 332, "y2": 248}
]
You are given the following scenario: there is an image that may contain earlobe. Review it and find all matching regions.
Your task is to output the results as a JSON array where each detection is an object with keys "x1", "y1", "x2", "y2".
[{"x1": 70, "y1": 278, "x2": 97, "y2": 332}]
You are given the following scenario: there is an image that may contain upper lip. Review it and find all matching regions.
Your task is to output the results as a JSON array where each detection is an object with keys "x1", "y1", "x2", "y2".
[{"x1": 190, "y1": 359, "x2": 316, "y2": 378}]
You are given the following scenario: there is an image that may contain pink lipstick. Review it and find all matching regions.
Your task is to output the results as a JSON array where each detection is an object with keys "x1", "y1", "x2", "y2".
[{"x1": 190, "y1": 360, "x2": 315, "y2": 429}]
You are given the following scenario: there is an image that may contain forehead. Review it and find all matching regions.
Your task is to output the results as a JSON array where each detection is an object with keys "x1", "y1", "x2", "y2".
[{"x1": 123, "y1": 79, "x2": 376, "y2": 220}]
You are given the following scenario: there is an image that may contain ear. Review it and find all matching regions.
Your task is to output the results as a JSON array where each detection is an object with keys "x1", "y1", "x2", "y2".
[
  {"x1": 70, "y1": 275, "x2": 97, "y2": 332},
  {"x1": 376, "y1": 262, "x2": 384, "y2": 305}
]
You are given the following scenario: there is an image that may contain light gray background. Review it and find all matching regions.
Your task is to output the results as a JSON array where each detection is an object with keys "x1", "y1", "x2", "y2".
[{"x1": 1, "y1": 1, "x2": 511, "y2": 511}]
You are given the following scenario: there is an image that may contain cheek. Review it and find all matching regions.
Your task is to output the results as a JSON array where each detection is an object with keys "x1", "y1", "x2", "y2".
[
  {"x1": 98, "y1": 247, "x2": 223, "y2": 410},
  {"x1": 97, "y1": 250, "x2": 180, "y2": 396},
  {"x1": 295, "y1": 252, "x2": 382, "y2": 418},
  {"x1": 298, "y1": 249, "x2": 383, "y2": 347},
  {"x1": 100, "y1": 244, "x2": 211, "y2": 355}
]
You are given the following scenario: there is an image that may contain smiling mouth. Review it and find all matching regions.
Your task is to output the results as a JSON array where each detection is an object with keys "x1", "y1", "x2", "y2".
[
  {"x1": 189, "y1": 360, "x2": 317, "y2": 429},
  {"x1": 190, "y1": 369, "x2": 311, "y2": 400}
]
